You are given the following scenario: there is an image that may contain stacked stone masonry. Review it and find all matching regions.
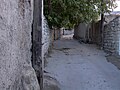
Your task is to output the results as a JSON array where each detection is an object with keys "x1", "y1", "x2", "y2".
[
  {"x1": 104, "y1": 17, "x2": 120, "y2": 55},
  {"x1": 42, "y1": 16, "x2": 51, "y2": 58},
  {"x1": 42, "y1": 16, "x2": 62, "y2": 58}
]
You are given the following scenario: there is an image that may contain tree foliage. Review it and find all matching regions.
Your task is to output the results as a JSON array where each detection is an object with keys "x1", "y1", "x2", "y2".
[{"x1": 44, "y1": 0, "x2": 116, "y2": 29}]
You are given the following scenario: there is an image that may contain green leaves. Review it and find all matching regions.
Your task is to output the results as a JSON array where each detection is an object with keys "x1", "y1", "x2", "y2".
[{"x1": 44, "y1": 0, "x2": 116, "y2": 29}]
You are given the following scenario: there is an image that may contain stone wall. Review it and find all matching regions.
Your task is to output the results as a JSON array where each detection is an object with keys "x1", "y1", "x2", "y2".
[
  {"x1": 62, "y1": 29, "x2": 74, "y2": 35},
  {"x1": 53, "y1": 29, "x2": 62, "y2": 40},
  {"x1": 104, "y1": 15, "x2": 117, "y2": 25},
  {"x1": 74, "y1": 23, "x2": 88, "y2": 40},
  {"x1": 42, "y1": 16, "x2": 51, "y2": 58},
  {"x1": 89, "y1": 21, "x2": 101, "y2": 45},
  {"x1": 0, "y1": 0, "x2": 40, "y2": 90},
  {"x1": 104, "y1": 17, "x2": 120, "y2": 55}
]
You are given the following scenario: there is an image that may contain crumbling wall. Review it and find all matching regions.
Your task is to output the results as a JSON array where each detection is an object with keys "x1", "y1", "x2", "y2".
[
  {"x1": 0, "y1": 0, "x2": 40, "y2": 90},
  {"x1": 104, "y1": 17, "x2": 120, "y2": 55}
]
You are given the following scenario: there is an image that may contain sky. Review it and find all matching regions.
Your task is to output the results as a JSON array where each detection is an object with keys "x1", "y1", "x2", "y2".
[{"x1": 114, "y1": 1, "x2": 120, "y2": 11}]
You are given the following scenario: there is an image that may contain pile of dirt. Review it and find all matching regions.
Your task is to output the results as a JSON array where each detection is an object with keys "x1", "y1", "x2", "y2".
[
  {"x1": 43, "y1": 75, "x2": 60, "y2": 90},
  {"x1": 106, "y1": 55, "x2": 120, "y2": 70}
]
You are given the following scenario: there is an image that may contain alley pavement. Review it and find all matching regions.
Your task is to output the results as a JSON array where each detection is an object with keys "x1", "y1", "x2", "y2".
[{"x1": 44, "y1": 36, "x2": 120, "y2": 90}]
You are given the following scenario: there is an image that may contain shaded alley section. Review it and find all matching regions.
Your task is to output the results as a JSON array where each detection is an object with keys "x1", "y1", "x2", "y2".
[{"x1": 44, "y1": 38, "x2": 120, "y2": 90}]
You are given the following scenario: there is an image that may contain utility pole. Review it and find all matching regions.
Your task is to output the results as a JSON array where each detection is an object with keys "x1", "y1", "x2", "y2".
[
  {"x1": 48, "y1": 0, "x2": 51, "y2": 14},
  {"x1": 100, "y1": 0, "x2": 104, "y2": 49},
  {"x1": 32, "y1": 0, "x2": 43, "y2": 89}
]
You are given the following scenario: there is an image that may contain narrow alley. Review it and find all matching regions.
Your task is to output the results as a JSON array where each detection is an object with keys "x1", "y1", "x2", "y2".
[
  {"x1": 1, "y1": 0, "x2": 120, "y2": 90},
  {"x1": 44, "y1": 36, "x2": 120, "y2": 90}
]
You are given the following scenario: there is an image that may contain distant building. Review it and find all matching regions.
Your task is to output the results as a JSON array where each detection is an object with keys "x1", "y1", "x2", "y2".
[{"x1": 104, "y1": 11, "x2": 120, "y2": 24}]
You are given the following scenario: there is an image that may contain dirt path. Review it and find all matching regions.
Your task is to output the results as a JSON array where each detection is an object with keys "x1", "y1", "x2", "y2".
[{"x1": 44, "y1": 38, "x2": 120, "y2": 90}]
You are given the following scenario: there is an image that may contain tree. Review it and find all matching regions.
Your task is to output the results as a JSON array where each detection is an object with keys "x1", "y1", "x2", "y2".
[{"x1": 44, "y1": 0, "x2": 116, "y2": 29}]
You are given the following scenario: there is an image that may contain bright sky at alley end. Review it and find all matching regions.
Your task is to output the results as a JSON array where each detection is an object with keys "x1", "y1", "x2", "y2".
[{"x1": 114, "y1": 0, "x2": 120, "y2": 11}]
